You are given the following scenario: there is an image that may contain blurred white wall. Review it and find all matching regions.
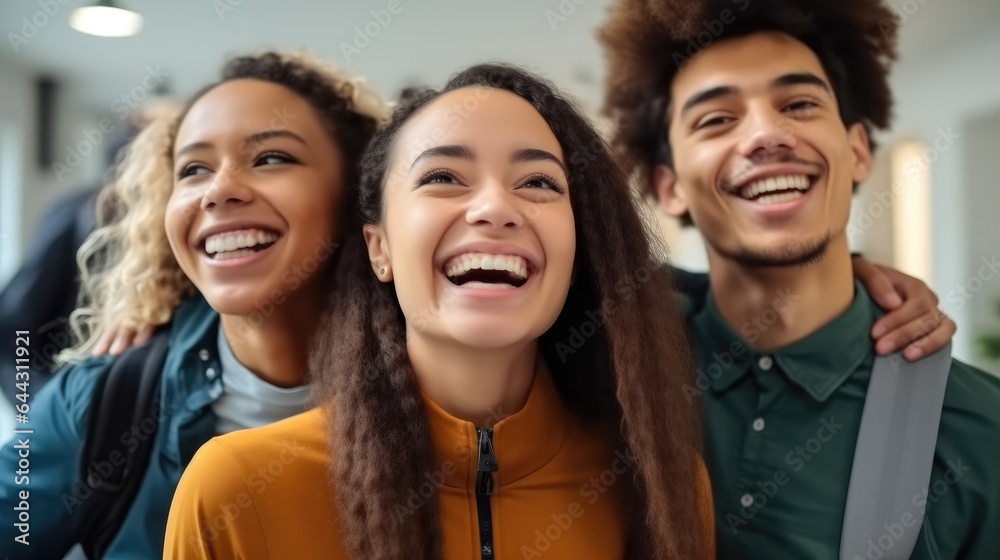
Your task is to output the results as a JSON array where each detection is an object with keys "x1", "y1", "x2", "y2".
[
  {"x1": 857, "y1": 29, "x2": 1000, "y2": 368},
  {"x1": 0, "y1": 54, "x2": 98, "y2": 286}
]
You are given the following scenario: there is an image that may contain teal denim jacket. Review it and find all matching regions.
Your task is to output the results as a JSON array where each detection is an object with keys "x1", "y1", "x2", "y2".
[{"x1": 0, "y1": 297, "x2": 223, "y2": 559}]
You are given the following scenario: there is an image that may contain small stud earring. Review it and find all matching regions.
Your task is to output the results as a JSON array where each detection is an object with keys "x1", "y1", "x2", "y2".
[{"x1": 379, "y1": 267, "x2": 386, "y2": 276}]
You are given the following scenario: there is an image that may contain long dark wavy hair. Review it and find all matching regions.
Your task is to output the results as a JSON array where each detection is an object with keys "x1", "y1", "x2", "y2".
[{"x1": 312, "y1": 64, "x2": 703, "y2": 560}]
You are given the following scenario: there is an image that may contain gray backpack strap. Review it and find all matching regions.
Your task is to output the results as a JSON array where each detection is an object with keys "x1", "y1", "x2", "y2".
[{"x1": 840, "y1": 342, "x2": 952, "y2": 560}]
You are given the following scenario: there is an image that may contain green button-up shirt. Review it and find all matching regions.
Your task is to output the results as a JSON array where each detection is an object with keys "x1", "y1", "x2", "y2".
[{"x1": 688, "y1": 282, "x2": 1000, "y2": 559}]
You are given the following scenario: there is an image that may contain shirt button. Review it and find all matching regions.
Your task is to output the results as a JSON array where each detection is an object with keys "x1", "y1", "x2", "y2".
[
  {"x1": 758, "y1": 355, "x2": 773, "y2": 370},
  {"x1": 199, "y1": 349, "x2": 210, "y2": 361},
  {"x1": 206, "y1": 367, "x2": 217, "y2": 380},
  {"x1": 752, "y1": 418, "x2": 765, "y2": 432},
  {"x1": 740, "y1": 493, "x2": 755, "y2": 508}
]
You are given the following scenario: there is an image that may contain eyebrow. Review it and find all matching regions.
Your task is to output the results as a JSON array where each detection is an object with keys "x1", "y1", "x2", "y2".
[
  {"x1": 679, "y1": 86, "x2": 737, "y2": 119},
  {"x1": 409, "y1": 144, "x2": 475, "y2": 171},
  {"x1": 510, "y1": 148, "x2": 566, "y2": 174},
  {"x1": 243, "y1": 129, "x2": 307, "y2": 148},
  {"x1": 175, "y1": 129, "x2": 307, "y2": 158},
  {"x1": 773, "y1": 72, "x2": 832, "y2": 93},
  {"x1": 678, "y1": 72, "x2": 833, "y2": 119}
]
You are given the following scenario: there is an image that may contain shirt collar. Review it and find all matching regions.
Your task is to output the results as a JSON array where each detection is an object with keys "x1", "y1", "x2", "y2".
[
  {"x1": 161, "y1": 296, "x2": 223, "y2": 465},
  {"x1": 421, "y1": 361, "x2": 573, "y2": 492},
  {"x1": 693, "y1": 280, "x2": 876, "y2": 402},
  {"x1": 166, "y1": 296, "x2": 220, "y2": 369}
]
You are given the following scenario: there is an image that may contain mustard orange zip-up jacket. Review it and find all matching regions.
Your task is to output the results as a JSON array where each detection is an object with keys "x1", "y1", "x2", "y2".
[{"x1": 164, "y1": 371, "x2": 715, "y2": 559}]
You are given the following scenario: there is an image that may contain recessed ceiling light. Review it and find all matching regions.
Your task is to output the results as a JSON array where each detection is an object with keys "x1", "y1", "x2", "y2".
[{"x1": 70, "y1": 0, "x2": 143, "y2": 38}]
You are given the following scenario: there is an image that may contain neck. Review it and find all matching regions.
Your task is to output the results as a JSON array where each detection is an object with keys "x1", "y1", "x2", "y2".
[
  {"x1": 706, "y1": 235, "x2": 855, "y2": 351},
  {"x1": 407, "y1": 332, "x2": 538, "y2": 428},
  {"x1": 219, "y1": 287, "x2": 321, "y2": 388}
]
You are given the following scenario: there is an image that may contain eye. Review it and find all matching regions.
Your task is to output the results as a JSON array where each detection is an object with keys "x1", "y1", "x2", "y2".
[
  {"x1": 696, "y1": 115, "x2": 734, "y2": 130},
  {"x1": 784, "y1": 100, "x2": 818, "y2": 113},
  {"x1": 178, "y1": 163, "x2": 210, "y2": 179},
  {"x1": 255, "y1": 152, "x2": 296, "y2": 166},
  {"x1": 520, "y1": 173, "x2": 565, "y2": 194},
  {"x1": 417, "y1": 169, "x2": 462, "y2": 186}
]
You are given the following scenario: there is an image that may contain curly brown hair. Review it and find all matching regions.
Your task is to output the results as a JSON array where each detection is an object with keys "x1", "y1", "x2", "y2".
[
  {"x1": 312, "y1": 64, "x2": 703, "y2": 559},
  {"x1": 61, "y1": 52, "x2": 387, "y2": 361},
  {"x1": 599, "y1": 0, "x2": 898, "y2": 204}
]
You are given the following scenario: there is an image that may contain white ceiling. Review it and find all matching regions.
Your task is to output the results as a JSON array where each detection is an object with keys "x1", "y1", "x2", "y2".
[{"x1": 2, "y1": 0, "x2": 998, "y2": 114}]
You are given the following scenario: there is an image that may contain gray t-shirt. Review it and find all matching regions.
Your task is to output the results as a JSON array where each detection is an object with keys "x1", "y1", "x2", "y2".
[{"x1": 212, "y1": 327, "x2": 312, "y2": 434}]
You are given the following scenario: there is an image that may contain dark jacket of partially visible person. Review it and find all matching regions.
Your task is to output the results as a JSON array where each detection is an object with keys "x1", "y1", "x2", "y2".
[{"x1": 0, "y1": 184, "x2": 100, "y2": 400}]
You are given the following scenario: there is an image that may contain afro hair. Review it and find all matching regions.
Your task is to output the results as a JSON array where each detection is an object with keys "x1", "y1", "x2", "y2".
[{"x1": 599, "y1": 0, "x2": 899, "y2": 199}]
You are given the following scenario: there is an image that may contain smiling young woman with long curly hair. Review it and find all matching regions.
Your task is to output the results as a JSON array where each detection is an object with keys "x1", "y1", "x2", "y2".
[
  {"x1": 0, "y1": 51, "x2": 386, "y2": 560},
  {"x1": 165, "y1": 63, "x2": 715, "y2": 560}
]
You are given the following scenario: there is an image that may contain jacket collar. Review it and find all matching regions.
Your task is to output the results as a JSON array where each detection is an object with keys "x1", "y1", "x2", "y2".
[{"x1": 421, "y1": 361, "x2": 574, "y2": 492}]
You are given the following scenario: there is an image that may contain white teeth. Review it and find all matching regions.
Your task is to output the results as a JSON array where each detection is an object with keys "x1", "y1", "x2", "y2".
[
  {"x1": 755, "y1": 190, "x2": 805, "y2": 205},
  {"x1": 444, "y1": 253, "x2": 531, "y2": 281},
  {"x1": 212, "y1": 248, "x2": 257, "y2": 261},
  {"x1": 463, "y1": 281, "x2": 516, "y2": 290},
  {"x1": 204, "y1": 228, "x2": 279, "y2": 255},
  {"x1": 739, "y1": 175, "x2": 812, "y2": 200}
]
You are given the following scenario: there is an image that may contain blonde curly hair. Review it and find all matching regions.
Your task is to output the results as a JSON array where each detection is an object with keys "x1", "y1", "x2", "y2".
[{"x1": 60, "y1": 51, "x2": 389, "y2": 362}]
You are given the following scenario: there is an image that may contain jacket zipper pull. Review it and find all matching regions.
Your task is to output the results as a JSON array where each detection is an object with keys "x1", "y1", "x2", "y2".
[
  {"x1": 476, "y1": 428, "x2": 498, "y2": 495},
  {"x1": 475, "y1": 428, "x2": 498, "y2": 560}
]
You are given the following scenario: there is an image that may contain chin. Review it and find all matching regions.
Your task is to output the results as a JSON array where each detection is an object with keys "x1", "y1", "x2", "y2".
[
  {"x1": 444, "y1": 320, "x2": 535, "y2": 350},
  {"x1": 201, "y1": 285, "x2": 275, "y2": 317}
]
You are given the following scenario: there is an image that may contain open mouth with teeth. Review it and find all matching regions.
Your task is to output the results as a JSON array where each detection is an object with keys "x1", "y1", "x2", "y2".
[
  {"x1": 203, "y1": 228, "x2": 281, "y2": 261},
  {"x1": 444, "y1": 253, "x2": 531, "y2": 289},
  {"x1": 735, "y1": 174, "x2": 816, "y2": 204}
]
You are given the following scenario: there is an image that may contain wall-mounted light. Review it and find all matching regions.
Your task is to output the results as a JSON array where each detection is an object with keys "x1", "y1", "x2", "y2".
[
  {"x1": 70, "y1": 0, "x2": 142, "y2": 38},
  {"x1": 891, "y1": 139, "x2": 932, "y2": 283}
]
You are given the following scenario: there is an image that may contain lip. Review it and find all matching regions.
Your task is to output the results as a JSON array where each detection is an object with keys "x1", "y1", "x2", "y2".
[
  {"x1": 437, "y1": 241, "x2": 542, "y2": 275},
  {"x1": 193, "y1": 220, "x2": 284, "y2": 250}
]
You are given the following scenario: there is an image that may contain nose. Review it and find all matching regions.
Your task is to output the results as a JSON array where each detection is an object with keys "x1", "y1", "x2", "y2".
[
  {"x1": 465, "y1": 181, "x2": 524, "y2": 231},
  {"x1": 200, "y1": 162, "x2": 254, "y2": 210},
  {"x1": 737, "y1": 103, "x2": 798, "y2": 164}
]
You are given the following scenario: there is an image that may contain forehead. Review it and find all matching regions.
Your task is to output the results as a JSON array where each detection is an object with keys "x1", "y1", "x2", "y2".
[
  {"x1": 175, "y1": 79, "x2": 322, "y2": 144},
  {"x1": 395, "y1": 87, "x2": 564, "y2": 166},
  {"x1": 672, "y1": 31, "x2": 830, "y2": 101}
]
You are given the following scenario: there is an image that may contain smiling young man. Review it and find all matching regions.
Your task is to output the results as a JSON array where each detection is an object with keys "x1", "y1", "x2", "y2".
[{"x1": 600, "y1": 0, "x2": 1000, "y2": 558}]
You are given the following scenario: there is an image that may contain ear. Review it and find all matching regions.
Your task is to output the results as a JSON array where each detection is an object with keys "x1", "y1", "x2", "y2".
[
  {"x1": 363, "y1": 224, "x2": 393, "y2": 282},
  {"x1": 653, "y1": 164, "x2": 688, "y2": 218},
  {"x1": 848, "y1": 123, "x2": 874, "y2": 184}
]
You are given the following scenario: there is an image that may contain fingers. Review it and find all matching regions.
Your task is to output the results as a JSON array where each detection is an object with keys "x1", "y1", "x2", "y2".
[
  {"x1": 133, "y1": 324, "x2": 155, "y2": 347},
  {"x1": 884, "y1": 266, "x2": 940, "y2": 307},
  {"x1": 92, "y1": 325, "x2": 120, "y2": 357},
  {"x1": 870, "y1": 270, "x2": 939, "y2": 340},
  {"x1": 902, "y1": 314, "x2": 957, "y2": 361},
  {"x1": 874, "y1": 306, "x2": 953, "y2": 358},
  {"x1": 853, "y1": 257, "x2": 903, "y2": 310},
  {"x1": 108, "y1": 328, "x2": 138, "y2": 356},
  {"x1": 91, "y1": 322, "x2": 157, "y2": 357}
]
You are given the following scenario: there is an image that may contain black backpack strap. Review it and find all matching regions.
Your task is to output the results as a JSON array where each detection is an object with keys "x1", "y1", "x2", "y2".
[{"x1": 78, "y1": 329, "x2": 170, "y2": 559}]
